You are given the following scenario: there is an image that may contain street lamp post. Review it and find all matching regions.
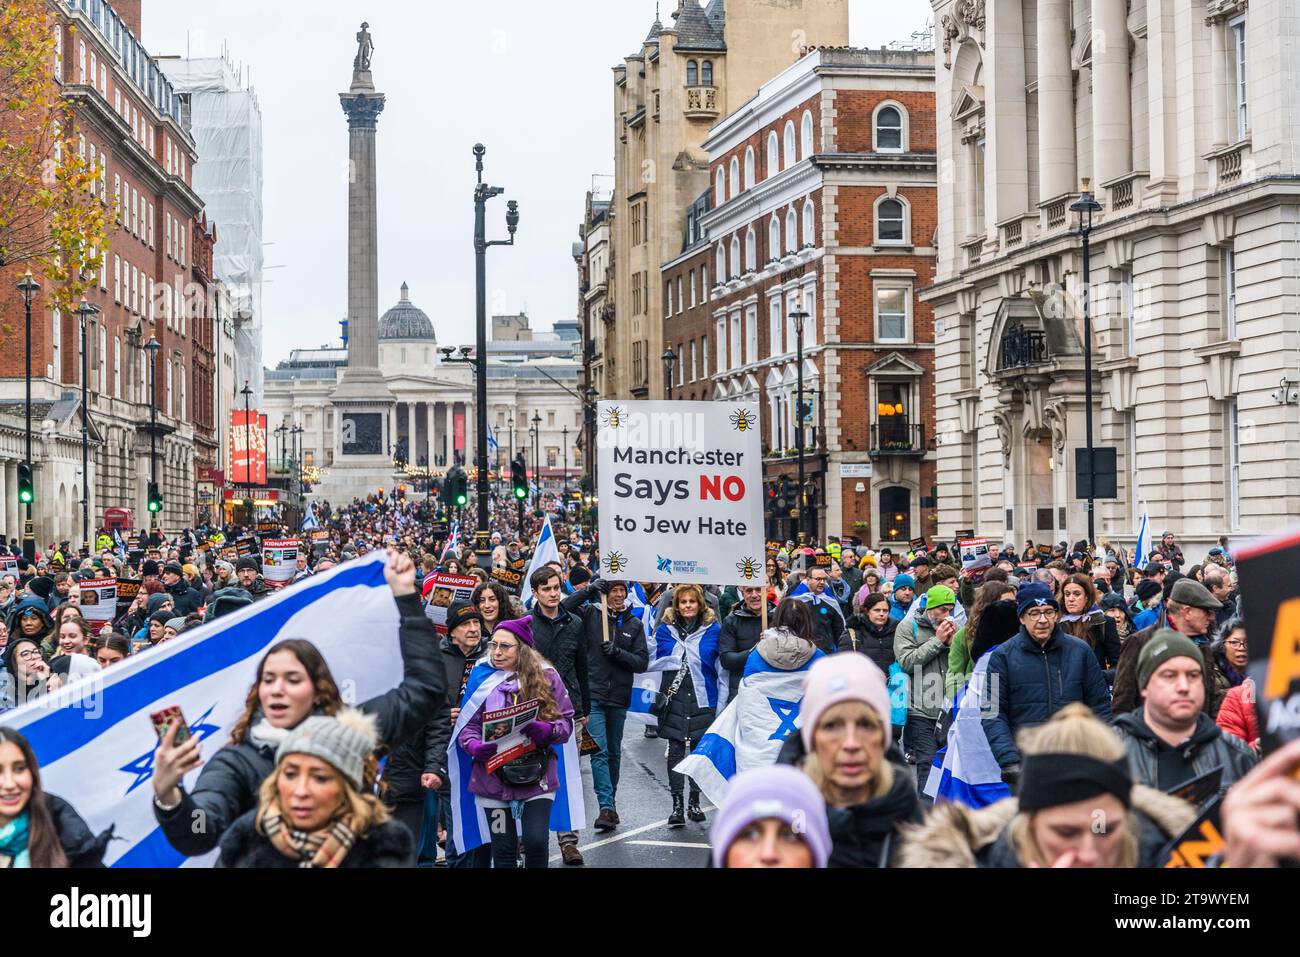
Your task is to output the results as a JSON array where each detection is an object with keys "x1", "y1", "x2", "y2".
[
  {"x1": 662, "y1": 348, "x2": 677, "y2": 401},
  {"x1": 472, "y1": 144, "x2": 519, "y2": 567},
  {"x1": 530, "y1": 412, "x2": 541, "y2": 512},
  {"x1": 561, "y1": 426, "x2": 569, "y2": 509},
  {"x1": 789, "y1": 305, "x2": 810, "y2": 544},
  {"x1": 1070, "y1": 178, "x2": 1103, "y2": 547},
  {"x1": 146, "y1": 338, "x2": 161, "y2": 531},
  {"x1": 240, "y1": 381, "x2": 253, "y2": 525},
  {"x1": 292, "y1": 425, "x2": 305, "y2": 523},
  {"x1": 583, "y1": 387, "x2": 597, "y2": 533},
  {"x1": 17, "y1": 271, "x2": 40, "y2": 561},
  {"x1": 75, "y1": 298, "x2": 99, "y2": 553}
]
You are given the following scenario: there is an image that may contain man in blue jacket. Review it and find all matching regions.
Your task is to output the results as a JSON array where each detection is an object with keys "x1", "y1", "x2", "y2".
[{"x1": 982, "y1": 581, "x2": 1112, "y2": 784}]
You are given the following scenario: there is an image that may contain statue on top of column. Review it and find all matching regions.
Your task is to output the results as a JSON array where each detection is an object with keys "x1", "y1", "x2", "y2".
[{"x1": 354, "y1": 22, "x2": 375, "y2": 72}]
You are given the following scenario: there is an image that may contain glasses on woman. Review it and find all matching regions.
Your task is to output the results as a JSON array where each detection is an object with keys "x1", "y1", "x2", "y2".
[
  {"x1": 17, "y1": 647, "x2": 44, "y2": 662},
  {"x1": 487, "y1": 640, "x2": 517, "y2": 652},
  {"x1": 1223, "y1": 638, "x2": 1247, "y2": 649}
]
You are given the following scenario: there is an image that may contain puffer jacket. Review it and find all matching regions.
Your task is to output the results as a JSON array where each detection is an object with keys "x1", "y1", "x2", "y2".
[
  {"x1": 981, "y1": 626, "x2": 1112, "y2": 768},
  {"x1": 1112, "y1": 708, "x2": 1257, "y2": 796},
  {"x1": 5, "y1": 596, "x2": 54, "y2": 652},
  {"x1": 43, "y1": 794, "x2": 114, "y2": 867},
  {"x1": 529, "y1": 605, "x2": 589, "y2": 718},
  {"x1": 893, "y1": 612, "x2": 950, "y2": 720},
  {"x1": 776, "y1": 734, "x2": 920, "y2": 868},
  {"x1": 717, "y1": 602, "x2": 774, "y2": 700},
  {"x1": 217, "y1": 811, "x2": 414, "y2": 868},
  {"x1": 842, "y1": 614, "x2": 896, "y2": 676},
  {"x1": 562, "y1": 584, "x2": 651, "y2": 708},
  {"x1": 1215, "y1": 683, "x2": 1259, "y2": 749},
  {"x1": 654, "y1": 616, "x2": 722, "y2": 744},
  {"x1": 457, "y1": 667, "x2": 574, "y2": 803},
  {"x1": 895, "y1": 785, "x2": 1197, "y2": 868},
  {"x1": 155, "y1": 592, "x2": 443, "y2": 857}
]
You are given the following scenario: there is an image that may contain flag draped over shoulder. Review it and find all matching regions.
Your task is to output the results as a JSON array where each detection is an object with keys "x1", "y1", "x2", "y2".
[
  {"x1": 0, "y1": 554, "x2": 402, "y2": 867},
  {"x1": 446, "y1": 659, "x2": 585, "y2": 853},
  {"x1": 786, "y1": 580, "x2": 846, "y2": 623},
  {"x1": 924, "y1": 648, "x2": 1011, "y2": 809},
  {"x1": 648, "y1": 618, "x2": 726, "y2": 711},
  {"x1": 624, "y1": 583, "x2": 662, "y2": 725},
  {"x1": 674, "y1": 647, "x2": 824, "y2": 806},
  {"x1": 519, "y1": 515, "x2": 559, "y2": 608}
]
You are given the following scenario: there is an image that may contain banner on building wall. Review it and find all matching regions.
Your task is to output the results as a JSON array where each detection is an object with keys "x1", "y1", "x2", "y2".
[
  {"x1": 230, "y1": 410, "x2": 268, "y2": 486},
  {"x1": 596, "y1": 400, "x2": 765, "y2": 587},
  {"x1": 261, "y1": 539, "x2": 299, "y2": 588},
  {"x1": 454, "y1": 410, "x2": 465, "y2": 456}
]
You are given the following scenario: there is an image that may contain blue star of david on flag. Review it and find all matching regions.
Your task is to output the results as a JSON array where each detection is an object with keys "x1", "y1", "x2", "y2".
[
  {"x1": 656, "y1": 556, "x2": 673, "y2": 572},
  {"x1": 119, "y1": 704, "x2": 222, "y2": 795},
  {"x1": 767, "y1": 697, "x2": 801, "y2": 742}
]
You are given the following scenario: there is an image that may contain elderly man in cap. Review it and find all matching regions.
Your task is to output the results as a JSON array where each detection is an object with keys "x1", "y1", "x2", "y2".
[
  {"x1": 981, "y1": 581, "x2": 1112, "y2": 784},
  {"x1": 1112, "y1": 629, "x2": 1255, "y2": 795}
]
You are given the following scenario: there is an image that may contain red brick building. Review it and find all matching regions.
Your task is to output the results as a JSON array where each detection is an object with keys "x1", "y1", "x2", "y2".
[
  {"x1": 662, "y1": 189, "x2": 716, "y2": 402},
  {"x1": 695, "y1": 47, "x2": 937, "y2": 545},
  {"x1": 0, "y1": 0, "x2": 208, "y2": 544}
]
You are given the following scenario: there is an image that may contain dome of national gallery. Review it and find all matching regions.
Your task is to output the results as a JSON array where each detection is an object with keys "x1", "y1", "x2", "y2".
[{"x1": 379, "y1": 282, "x2": 435, "y2": 341}]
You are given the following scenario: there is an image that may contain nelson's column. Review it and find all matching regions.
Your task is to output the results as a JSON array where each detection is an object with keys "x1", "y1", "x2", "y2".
[{"x1": 319, "y1": 22, "x2": 396, "y2": 504}]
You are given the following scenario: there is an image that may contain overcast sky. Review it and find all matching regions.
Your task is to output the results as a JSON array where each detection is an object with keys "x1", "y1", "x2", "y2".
[{"x1": 143, "y1": 1, "x2": 932, "y2": 367}]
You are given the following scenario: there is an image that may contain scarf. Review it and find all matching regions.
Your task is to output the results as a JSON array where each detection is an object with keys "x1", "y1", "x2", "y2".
[
  {"x1": 0, "y1": 810, "x2": 31, "y2": 868},
  {"x1": 261, "y1": 807, "x2": 357, "y2": 868},
  {"x1": 248, "y1": 717, "x2": 294, "y2": 752}
]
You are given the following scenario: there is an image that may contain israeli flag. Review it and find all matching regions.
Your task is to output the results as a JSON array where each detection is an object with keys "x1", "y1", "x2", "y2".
[
  {"x1": 446, "y1": 659, "x2": 585, "y2": 854},
  {"x1": 519, "y1": 515, "x2": 559, "y2": 609},
  {"x1": 301, "y1": 508, "x2": 318, "y2": 531},
  {"x1": 786, "y1": 579, "x2": 846, "y2": 623},
  {"x1": 624, "y1": 583, "x2": 662, "y2": 725},
  {"x1": 674, "y1": 647, "x2": 824, "y2": 806},
  {"x1": 443, "y1": 520, "x2": 460, "y2": 560},
  {"x1": 0, "y1": 553, "x2": 403, "y2": 867},
  {"x1": 487, "y1": 424, "x2": 499, "y2": 455},
  {"x1": 649, "y1": 618, "x2": 727, "y2": 711},
  {"x1": 924, "y1": 648, "x2": 1011, "y2": 809},
  {"x1": 1135, "y1": 506, "x2": 1151, "y2": 566}
]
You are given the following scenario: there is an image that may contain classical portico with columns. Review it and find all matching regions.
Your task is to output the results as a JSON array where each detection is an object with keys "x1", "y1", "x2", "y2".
[{"x1": 922, "y1": 0, "x2": 1300, "y2": 564}]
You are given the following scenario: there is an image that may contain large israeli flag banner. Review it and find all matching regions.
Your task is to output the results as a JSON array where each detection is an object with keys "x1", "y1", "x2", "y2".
[
  {"x1": 519, "y1": 515, "x2": 559, "y2": 608},
  {"x1": 674, "y1": 648, "x2": 824, "y2": 806},
  {"x1": 924, "y1": 650, "x2": 1011, "y2": 809},
  {"x1": 446, "y1": 659, "x2": 585, "y2": 853},
  {"x1": 0, "y1": 553, "x2": 402, "y2": 867}
]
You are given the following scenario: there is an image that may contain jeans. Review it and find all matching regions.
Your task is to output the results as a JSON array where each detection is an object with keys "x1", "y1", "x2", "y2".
[
  {"x1": 487, "y1": 798, "x2": 553, "y2": 869},
  {"x1": 434, "y1": 792, "x2": 491, "y2": 868},
  {"x1": 666, "y1": 738, "x2": 701, "y2": 800},
  {"x1": 906, "y1": 712, "x2": 938, "y2": 803},
  {"x1": 588, "y1": 704, "x2": 628, "y2": 811}
]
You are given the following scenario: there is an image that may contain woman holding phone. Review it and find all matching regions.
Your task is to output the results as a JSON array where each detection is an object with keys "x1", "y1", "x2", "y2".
[{"x1": 150, "y1": 549, "x2": 443, "y2": 858}]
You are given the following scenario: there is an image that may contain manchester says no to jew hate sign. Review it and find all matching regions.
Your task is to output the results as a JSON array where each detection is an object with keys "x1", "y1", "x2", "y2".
[{"x1": 597, "y1": 400, "x2": 765, "y2": 587}]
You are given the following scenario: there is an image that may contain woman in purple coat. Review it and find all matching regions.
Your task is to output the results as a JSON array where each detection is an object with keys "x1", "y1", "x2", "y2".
[{"x1": 457, "y1": 618, "x2": 574, "y2": 868}]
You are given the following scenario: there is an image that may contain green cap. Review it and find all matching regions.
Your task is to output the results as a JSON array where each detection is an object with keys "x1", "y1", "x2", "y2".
[
  {"x1": 925, "y1": 584, "x2": 956, "y2": 609},
  {"x1": 1137, "y1": 628, "x2": 1204, "y2": 689}
]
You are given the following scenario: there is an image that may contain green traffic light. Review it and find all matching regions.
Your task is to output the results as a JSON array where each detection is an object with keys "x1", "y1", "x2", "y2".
[
  {"x1": 514, "y1": 488, "x2": 526, "y2": 499},
  {"x1": 18, "y1": 490, "x2": 32, "y2": 504},
  {"x1": 456, "y1": 494, "x2": 467, "y2": 506}
]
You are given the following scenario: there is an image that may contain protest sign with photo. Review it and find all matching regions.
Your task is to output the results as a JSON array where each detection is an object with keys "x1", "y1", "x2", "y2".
[
  {"x1": 909, "y1": 537, "x2": 928, "y2": 554},
  {"x1": 424, "y1": 572, "x2": 478, "y2": 635},
  {"x1": 597, "y1": 400, "x2": 764, "y2": 586},
  {"x1": 481, "y1": 698, "x2": 541, "y2": 774},
  {"x1": 490, "y1": 566, "x2": 524, "y2": 595},
  {"x1": 0, "y1": 555, "x2": 17, "y2": 575},
  {"x1": 959, "y1": 538, "x2": 992, "y2": 575},
  {"x1": 1234, "y1": 527, "x2": 1300, "y2": 757},
  {"x1": 261, "y1": 540, "x2": 300, "y2": 588},
  {"x1": 78, "y1": 579, "x2": 117, "y2": 623},
  {"x1": 235, "y1": 536, "x2": 258, "y2": 558}
]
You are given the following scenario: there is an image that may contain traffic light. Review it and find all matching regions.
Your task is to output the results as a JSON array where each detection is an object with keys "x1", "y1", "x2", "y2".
[
  {"x1": 452, "y1": 467, "x2": 468, "y2": 507},
  {"x1": 511, "y1": 454, "x2": 528, "y2": 501},
  {"x1": 17, "y1": 464, "x2": 33, "y2": 506},
  {"x1": 147, "y1": 481, "x2": 163, "y2": 514}
]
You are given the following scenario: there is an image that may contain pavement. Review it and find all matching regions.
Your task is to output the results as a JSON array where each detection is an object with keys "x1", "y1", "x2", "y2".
[{"x1": 545, "y1": 720, "x2": 715, "y2": 868}]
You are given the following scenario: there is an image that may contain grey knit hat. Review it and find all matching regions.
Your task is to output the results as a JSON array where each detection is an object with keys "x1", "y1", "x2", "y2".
[
  {"x1": 276, "y1": 709, "x2": 378, "y2": 791},
  {"x1": 164, "y1": 617, "x2": 187, "y2": 633}
]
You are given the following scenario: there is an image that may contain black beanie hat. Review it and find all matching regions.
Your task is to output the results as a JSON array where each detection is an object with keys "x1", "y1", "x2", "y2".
[
  {"x1": 236, "y1": 556, "x2": 260, "y2": 573},
  {"x1": 970, "y1": 599, "x2": 1021, "y2": 663},
  {"x1": 1135, "y1": 579, "x2": 1162, "y2": 603},
  {"x1": 27, "y1": 576, "x2": 55, "y2": 599},
  {"x1": 142, "y1": 560, "x2": 160, "y2": 577}
]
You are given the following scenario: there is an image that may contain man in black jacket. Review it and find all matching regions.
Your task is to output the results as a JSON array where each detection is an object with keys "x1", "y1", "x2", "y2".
[
  {"x1": 235, "y1": 557, "x2": 273, "y2": 601},
  {"x1": 718, "y1": 584, "x2": 774, "y2": 700},
  {"x1": 161, "y1": 562, "x2": 203, "y2": 616},
  {"x1": 563, "y1": 579, "x2": 650, "y2": 832},
  {"x1": 528, "y1": 564, "x2": 590, "y2": 864},
  {"x1": 423, "y1": 601, "x2": 491, "y2": 868},
  {"x1": 1112, "y1": 629, "x2": 1256, "y2": 796}
]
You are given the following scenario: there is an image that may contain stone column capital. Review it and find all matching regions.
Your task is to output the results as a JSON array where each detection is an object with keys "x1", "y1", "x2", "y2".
[{"x1": 340, "y1": 92, "x2": 387, "y2": 131}]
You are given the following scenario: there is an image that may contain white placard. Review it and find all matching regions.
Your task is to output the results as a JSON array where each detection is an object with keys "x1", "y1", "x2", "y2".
[
  {"x1": 597, "y1": 400, "x2": 765, "y2": 586},
  {"x1": 261, "y1": 539, "x2": 300, "y2": 588},
  {"x1": 78, "y1": 578, "x2": 117, "y2": 623}
]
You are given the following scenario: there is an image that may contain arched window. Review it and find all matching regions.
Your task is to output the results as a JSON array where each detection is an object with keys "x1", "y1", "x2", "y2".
[
  {"x1": 686, "y1": 60, "x2": 698, "y2": 86},
  {"x1": 729, "y1": 235, "x2": 741, "y2": 277},
  {"x1": 715, "y1": 244, "x2": 727, "y2": 283},
  {"x1": 701, "y1": 60, "x2": 713, "y2": 85},
  {"x1": 729, "y1": 157, "x2": 740, "y2": 197},
  {"x1": 715, "y1": 167, "x2": 726, "y2": 205},
  {"x1": 783, "y1": 120, "x2": 797, "y2": 170},
  {"x1": 769, "y1": 216, "x2": 782, "y2": 261},
  {"x1": 743, "y1": 146, "x2": 755, "y2": 189},
  {"x1": 785, "y1": 209, "x2": 798, "y2": 254},
  {"x1": 801, "y1": 110, "x2": 814, "y2": 159},
  {"x1": 745, "y1": 226, "x2": 757, "y2": 271},
  {"x1": 875, "y1": 196, "x2": 908, "y2": 244},
  {"x1": 802, "y1": 200, "x2": 815, "y2": 247},
  {"x1": 766, "y1": 131, "x2": 780, "y2": 178},
  {"x1": 875, "y1": 104, "x2": 904, "y2": 152}
]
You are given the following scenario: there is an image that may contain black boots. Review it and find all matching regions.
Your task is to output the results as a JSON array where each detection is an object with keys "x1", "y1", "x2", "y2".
[
  {"x1": 687, "y1": 789, "x2": 705, "y2": 823},
  {"x1": 668, "y1": 794, "x2": 685, "y2": 828}
]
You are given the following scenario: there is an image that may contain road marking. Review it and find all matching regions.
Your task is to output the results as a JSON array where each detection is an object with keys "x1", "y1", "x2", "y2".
[
  {"x1": 627, "y1": 840, "x2": 710, "y2": 849},
  {"x1": 547, "y1": 806, "x2": 717, "y2": 862}
]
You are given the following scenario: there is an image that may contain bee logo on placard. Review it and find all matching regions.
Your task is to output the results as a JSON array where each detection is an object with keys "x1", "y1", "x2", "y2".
[
  {"x1": 601, "y1": 406, "x2": 626, "y2": 430},
  {"x1": 730, "y1": 408, "x2": 755, "y2": 432},
  {"x1": 735, "y1": 556, "x2": 761, "y2": 580},
  {"x1": 603, "y1": 551, "x2": 628, "y2": 575}
]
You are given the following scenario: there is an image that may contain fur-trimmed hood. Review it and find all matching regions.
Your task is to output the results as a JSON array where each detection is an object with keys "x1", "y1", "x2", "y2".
[{"x1": 895, "y1": 785, "x2": 1197, "y2": 868}]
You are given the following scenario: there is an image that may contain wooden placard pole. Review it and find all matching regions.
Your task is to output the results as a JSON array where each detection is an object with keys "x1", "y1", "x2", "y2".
[{"x1": 600, "y1": 593, "x2": 610, "y2": 645}]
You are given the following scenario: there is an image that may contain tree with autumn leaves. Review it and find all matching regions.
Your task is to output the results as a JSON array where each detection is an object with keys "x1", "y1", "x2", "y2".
[{"x1": 1, "y1": 0, "x2": 114, "y2": 319}]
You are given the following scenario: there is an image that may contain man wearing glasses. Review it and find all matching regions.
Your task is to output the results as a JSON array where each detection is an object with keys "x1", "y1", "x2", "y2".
[{"x1": 981, "y1": 581, "x2": 1112, "y2": 787}]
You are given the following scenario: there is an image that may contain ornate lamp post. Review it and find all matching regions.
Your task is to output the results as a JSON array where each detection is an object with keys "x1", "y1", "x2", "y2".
[
  {"x1": 17, "y1": 270, "x2": 40, "y2": 561},
  {"x1": 75, "y1": 298, "x2": 100, "y2": 552},
  {"x1": 1070, "y1": 178, "x2": 1103, "y2": 547}
]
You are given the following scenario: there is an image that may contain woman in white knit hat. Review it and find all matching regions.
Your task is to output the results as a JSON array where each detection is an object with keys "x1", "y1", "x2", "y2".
[{"x1": 217, "y1": 709, "x2": 415, "y2": 868}]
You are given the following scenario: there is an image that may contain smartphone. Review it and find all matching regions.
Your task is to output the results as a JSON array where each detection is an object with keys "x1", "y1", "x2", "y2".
[{"x1": 150, "y1": 706, "x2": 191, "y2": 745}]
